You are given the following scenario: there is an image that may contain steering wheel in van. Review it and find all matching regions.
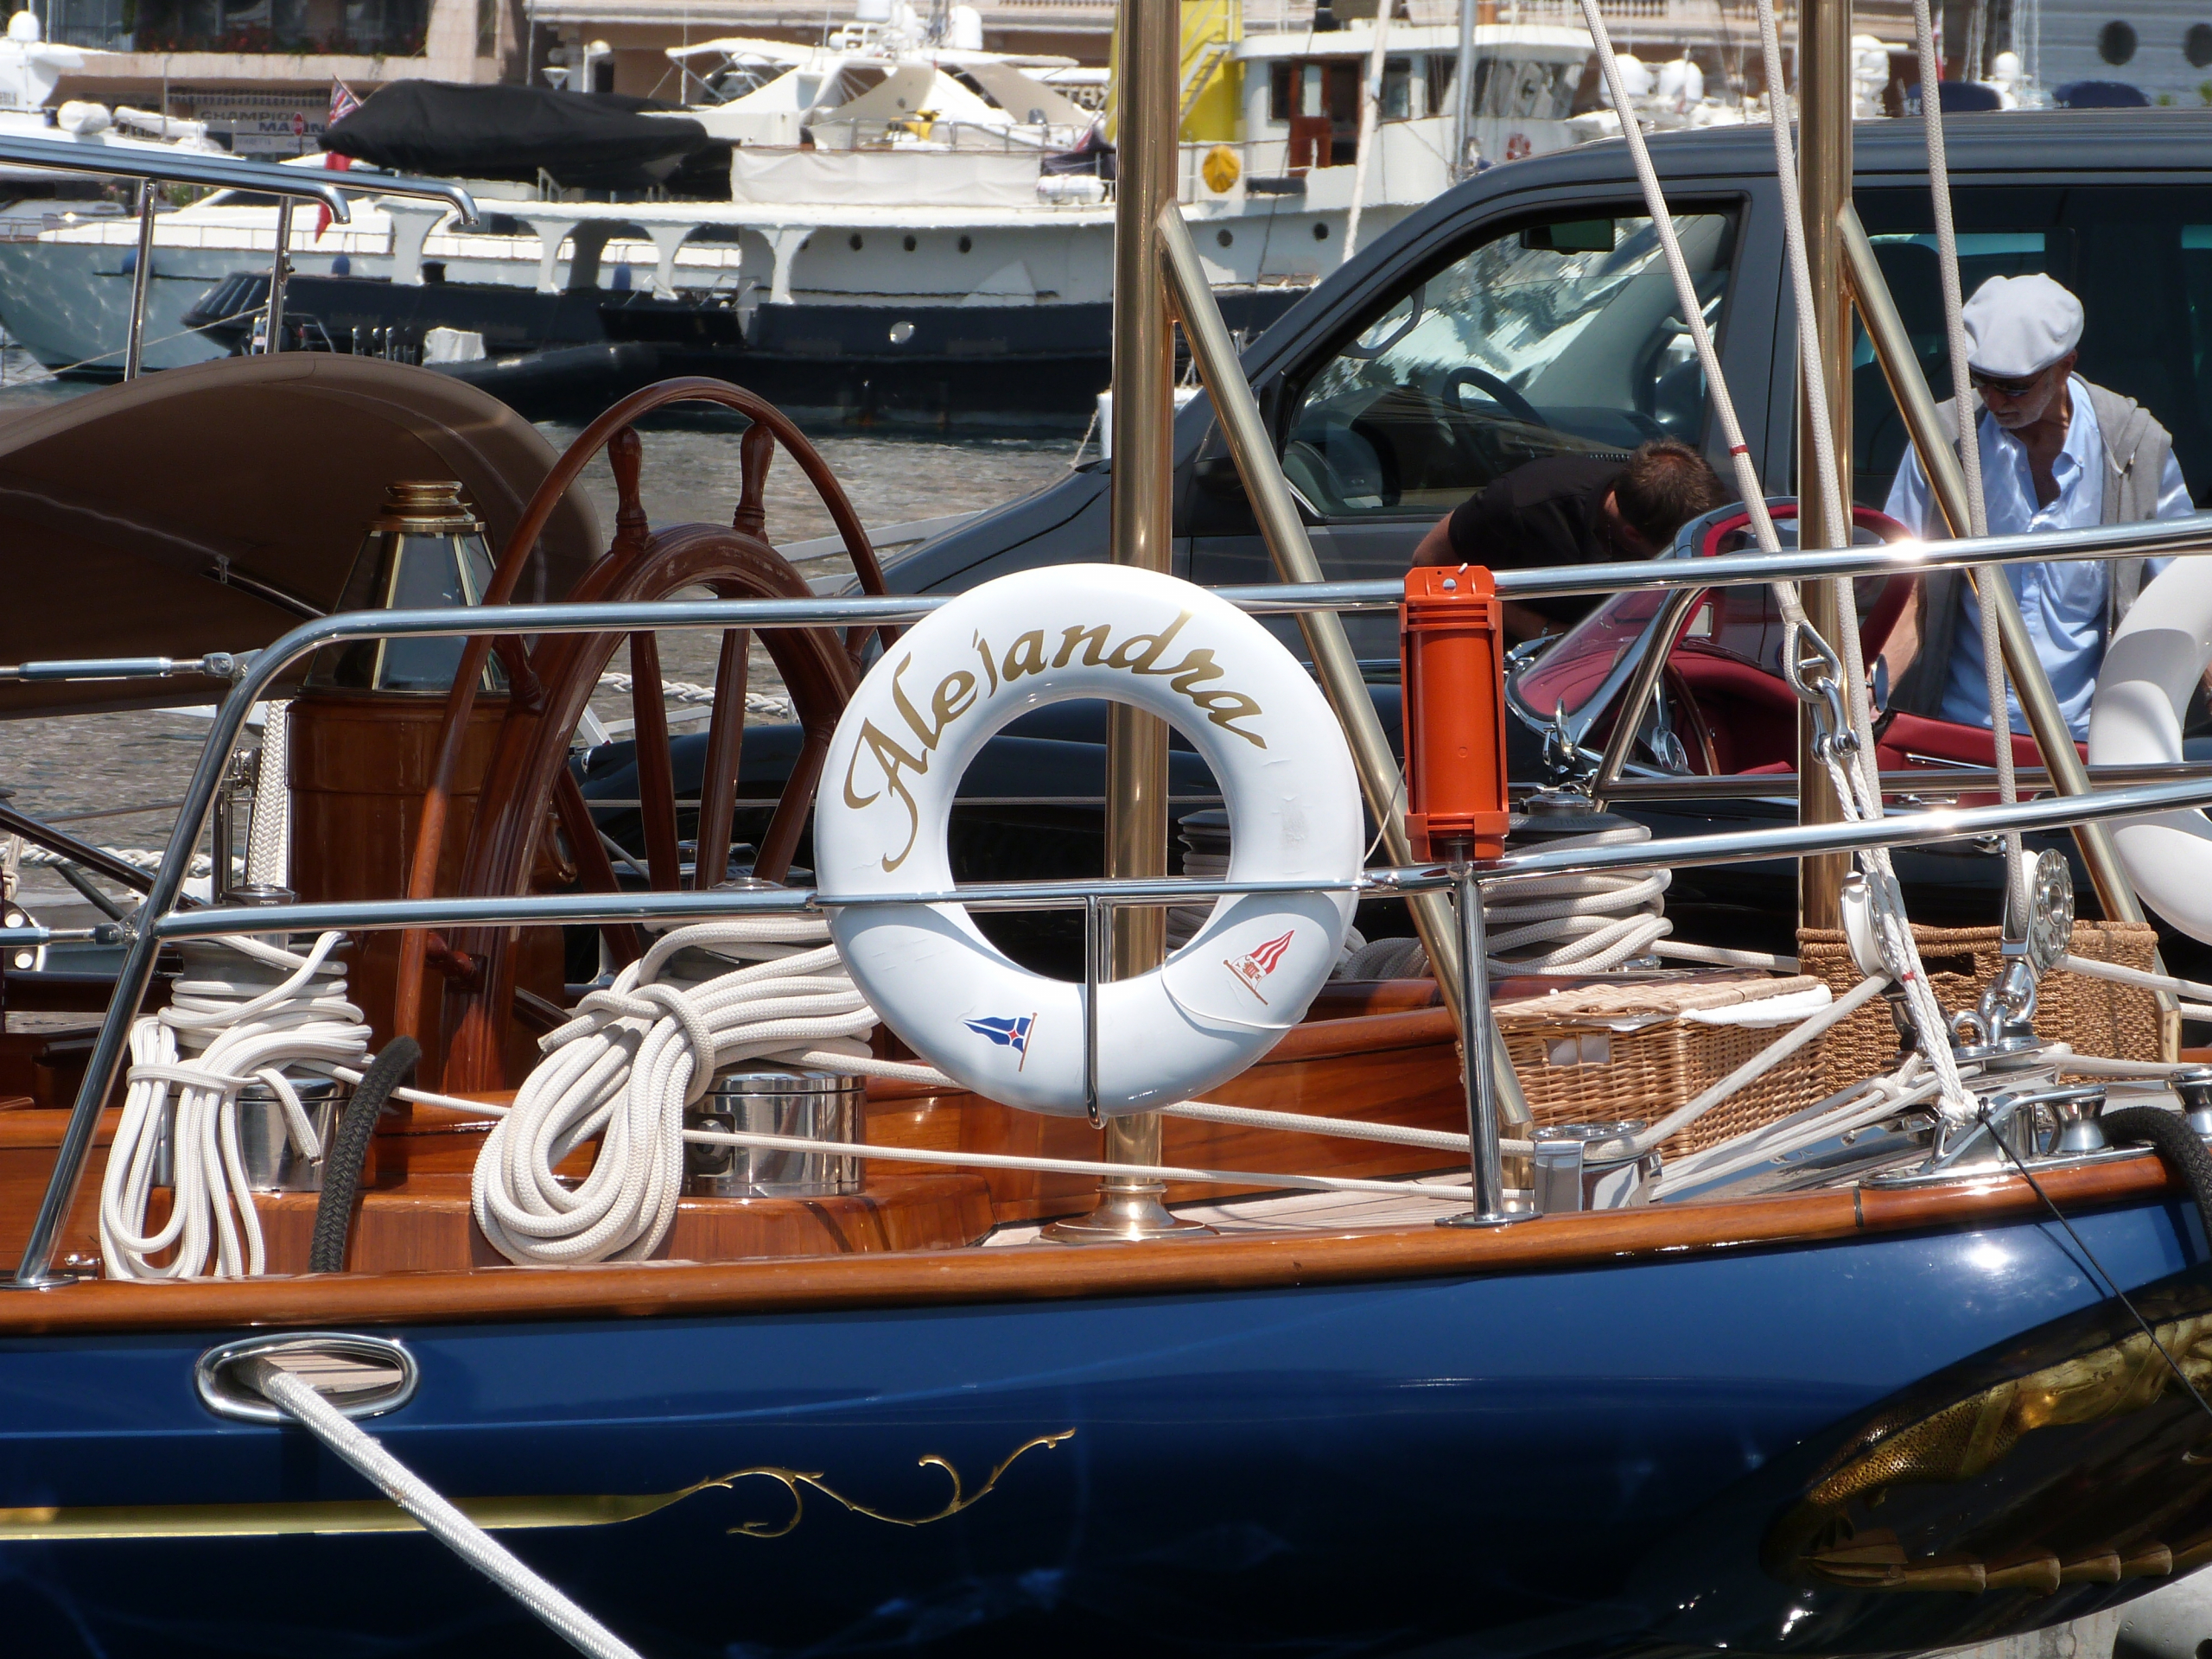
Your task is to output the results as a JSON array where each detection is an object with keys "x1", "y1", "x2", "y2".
[{"x1": 1443, "y1": 365, "x2": 1546, "y2": 429}]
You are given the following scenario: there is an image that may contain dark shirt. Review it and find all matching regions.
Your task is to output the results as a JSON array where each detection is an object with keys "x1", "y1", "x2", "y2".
[{"x1": 1446, "y1": 455, "x2": 1625, "y2": 628}]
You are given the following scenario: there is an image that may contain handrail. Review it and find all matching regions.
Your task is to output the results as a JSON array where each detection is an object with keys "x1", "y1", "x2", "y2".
[
  {"x1": 74, "y1": 766, "x2": 2212, "y2": 945},
  {"x1": 0, "y1": 133, "x2": 479, "y2": 224},
  {"x1": 13, "y1": 523, "x2": 2212, "y2": 1287},
  {"x1": 1591, "y1": 763, "x2": 2212, "y2": 803},
  {"x1": 6, "y1": 503, "x2": 2211, "y2": 692}
]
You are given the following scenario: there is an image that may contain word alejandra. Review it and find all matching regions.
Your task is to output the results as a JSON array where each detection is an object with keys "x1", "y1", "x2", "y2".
[{"x1": 842, "y1": 608, "x2": 1264, "y2": 871}]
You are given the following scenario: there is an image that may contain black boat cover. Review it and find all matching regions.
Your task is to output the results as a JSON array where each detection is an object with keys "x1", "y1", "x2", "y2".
[{"x1": 324, "y1": 82, "x2": 713, "y2": 191}]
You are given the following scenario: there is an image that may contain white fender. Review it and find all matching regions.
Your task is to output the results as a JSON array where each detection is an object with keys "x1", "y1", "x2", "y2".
[
  {"x1": 815, "y1": 565, "x2": 1362, "y2": 1117},
  {"x1": 2088, "y1": 556, "x2": 2212, "y2": 941}
]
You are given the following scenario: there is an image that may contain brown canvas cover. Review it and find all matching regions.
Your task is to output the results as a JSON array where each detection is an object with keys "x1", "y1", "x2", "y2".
[{"x1": 0, "y1": 353, "x2": 603, "y2": 718}]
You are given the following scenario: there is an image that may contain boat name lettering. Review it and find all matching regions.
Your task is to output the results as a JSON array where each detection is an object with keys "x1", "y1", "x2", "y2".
[{"x1": 841, "y1": 607, "x2": 1265, "y2": 872}]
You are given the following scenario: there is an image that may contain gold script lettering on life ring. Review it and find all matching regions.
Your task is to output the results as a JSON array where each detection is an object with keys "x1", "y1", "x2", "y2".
[{"x1": 840, "y1": 608, "x2": 1268, "y2": 873}]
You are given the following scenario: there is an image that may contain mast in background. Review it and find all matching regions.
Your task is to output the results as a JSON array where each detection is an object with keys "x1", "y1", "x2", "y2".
[{"x1": 1044, "y1": 0, "x2": 1207, "y2": 1243}]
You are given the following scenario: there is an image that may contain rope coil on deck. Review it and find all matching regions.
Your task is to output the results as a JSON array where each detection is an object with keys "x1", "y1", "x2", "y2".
[
  {"x1": 471, "y1": 918, "x2": 945, "y2": 1267},
  {"x1": 99, "y1": 931, "x2": 369, "y2": 1280}
]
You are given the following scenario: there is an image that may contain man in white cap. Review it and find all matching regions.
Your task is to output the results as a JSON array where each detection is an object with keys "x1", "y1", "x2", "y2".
[{"x1": 1884, "y1": 271, "x2": 2192, "y2": 739}]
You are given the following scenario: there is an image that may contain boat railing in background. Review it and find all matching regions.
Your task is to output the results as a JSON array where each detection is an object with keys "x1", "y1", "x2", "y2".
[
  {"x1": 0, "y1": 133, "x2": 475, "y2": 379},
  {"x1": 0, "y1": 136, "x2": 474, "y2": 224}
]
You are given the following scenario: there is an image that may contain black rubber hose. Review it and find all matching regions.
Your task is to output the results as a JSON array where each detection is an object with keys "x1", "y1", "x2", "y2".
[
  {"x1": 308, "y1": 1038, "x2": 420, "y2": 1274},
  {"x1": 2101, "y1": 1105, "x2": 2212, "y2": 1253}
]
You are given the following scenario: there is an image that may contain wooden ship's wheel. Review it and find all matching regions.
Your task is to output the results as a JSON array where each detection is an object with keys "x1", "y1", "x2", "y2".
[{"x1": 394, "y1": 379, "x2": 892, "y2": 1092}]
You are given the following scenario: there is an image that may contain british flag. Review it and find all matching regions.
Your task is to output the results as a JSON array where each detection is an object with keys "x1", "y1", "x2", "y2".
[
  {"x1": 1224, "y1": 929, "x2": 1297, "y2": 1005},
  {"x1": 315, "y1": 82, "x2": 360, "y2": 236}
]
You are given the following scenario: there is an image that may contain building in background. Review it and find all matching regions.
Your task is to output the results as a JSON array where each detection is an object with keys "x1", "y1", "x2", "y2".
[{"x1": 29, "y1": 0, "x2": 519, "y2": 139}]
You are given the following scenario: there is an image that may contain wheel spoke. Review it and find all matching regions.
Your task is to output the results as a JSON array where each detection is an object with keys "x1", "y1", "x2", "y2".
[
  {"x1": 693, "y1": 628, "x2": 750, "y2": 890},
  {"x1": 627, "y1": 632, "x2": 683, "y2": 889},
  {"x1": 552, "y1": 768, "x2": 643, "y2": 969}
]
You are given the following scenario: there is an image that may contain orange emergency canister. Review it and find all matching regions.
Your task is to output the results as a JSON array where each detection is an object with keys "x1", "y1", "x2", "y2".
[{"x1": 1400, "y1": 564, "x2": 1510, "y2": 861}]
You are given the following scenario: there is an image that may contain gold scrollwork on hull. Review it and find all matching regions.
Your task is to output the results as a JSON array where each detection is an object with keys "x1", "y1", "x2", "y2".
[
  {"x1": 1770, "y1": 1313, "x2": 2212, "y2": 1595},
  {"x1": 714, "y1": 1429, "x2": 1076, "y2": 1539},
  {"x1": 0, "y1": 1429, "x2": 1075, "y2": 1543}
]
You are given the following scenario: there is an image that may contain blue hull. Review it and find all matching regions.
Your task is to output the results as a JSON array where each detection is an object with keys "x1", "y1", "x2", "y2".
[{"x1": 2, "y1": 1193, "x2": 2206, "y2": 1657}]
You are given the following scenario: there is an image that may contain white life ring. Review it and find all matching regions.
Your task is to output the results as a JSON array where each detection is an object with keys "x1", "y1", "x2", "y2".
[
  {"x1": 2088, "y1": 555, "x2": 2212, "y2": 940},
  {"x1": 815, "y1": 564, "x2": 1362, "y2": 1118}
]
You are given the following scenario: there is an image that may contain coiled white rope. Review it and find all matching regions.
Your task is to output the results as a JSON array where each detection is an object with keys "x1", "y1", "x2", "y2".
[
  {"x1": 99, "y1": 931, "x2": 369, "y2": 1280},
  {"x1": 1335, "y1": 820, "x2": 1670, "y2": 979},
  {"x1": 1473, "y1": 823, "x2": 1672, "y2": 971},
  {"x1": 252, "y1": 1363, "x2": 641, "y2": 1659},
  {"x1": 472, "y1": 918, "x2": 944, "y2": 1267}
]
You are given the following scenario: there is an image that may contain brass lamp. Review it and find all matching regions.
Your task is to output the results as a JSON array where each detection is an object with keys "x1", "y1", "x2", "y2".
[{"x1": 308, "y1": 480, "x2": 505, "y2": 694}]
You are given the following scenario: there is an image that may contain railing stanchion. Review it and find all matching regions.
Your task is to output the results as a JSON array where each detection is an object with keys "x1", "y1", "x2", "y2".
[
  {"x1": 265, "y1": 199, "x2": 293, "y2": 354},
  {"x1": 123, "y1": 180, "x2": 155, "y2": 380},
  {"x1": 1442, "y1": 859, "x2": 1521, "y2": 1228}
]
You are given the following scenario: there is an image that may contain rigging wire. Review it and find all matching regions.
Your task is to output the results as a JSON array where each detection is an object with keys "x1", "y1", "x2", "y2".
[{"x1": 1911, "y1": 0, "x2": 2030, "y2": 921}]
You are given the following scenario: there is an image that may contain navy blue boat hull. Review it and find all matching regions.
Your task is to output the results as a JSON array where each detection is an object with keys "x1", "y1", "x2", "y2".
[{"x1": 2, "y1": 1192, "x2": 2207, "y2": 1657}]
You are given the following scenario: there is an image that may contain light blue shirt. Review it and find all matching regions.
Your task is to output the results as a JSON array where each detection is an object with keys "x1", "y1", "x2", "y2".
[{"x1": 1883, "y1": 376, "x2": 2192, "y2": 740}]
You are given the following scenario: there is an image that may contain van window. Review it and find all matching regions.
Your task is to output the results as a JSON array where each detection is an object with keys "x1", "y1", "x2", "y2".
[
  {"x1": 1852, "y1": 186, "x2": 2212, "y2": 507},
  {"x1": 1280, "y1": 207, "x2": 1738, "y2": 519}
]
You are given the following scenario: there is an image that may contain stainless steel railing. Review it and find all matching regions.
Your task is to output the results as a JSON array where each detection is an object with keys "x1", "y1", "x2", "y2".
[
  {"x1": 0, "y1": 132, "x2": 476, "y2": 378},
  {"x1": 10, "y1": 525, "x2": 2212, "y2": 1284}
]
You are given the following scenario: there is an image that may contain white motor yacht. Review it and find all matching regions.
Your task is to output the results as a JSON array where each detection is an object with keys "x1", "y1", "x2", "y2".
[{"x1": 0, "y1": 8, "x2": 1594, "y2": 416}]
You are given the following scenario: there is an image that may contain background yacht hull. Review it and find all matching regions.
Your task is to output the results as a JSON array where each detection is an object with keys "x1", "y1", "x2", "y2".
[{"x1": 0, "y1": 1190, "x2": 2207, "y2": 1656}]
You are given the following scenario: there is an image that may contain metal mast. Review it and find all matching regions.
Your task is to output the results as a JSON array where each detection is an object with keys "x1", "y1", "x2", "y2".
[{"x1": 1046, "y1": 0, "x2": 1208, "y2": 1241}]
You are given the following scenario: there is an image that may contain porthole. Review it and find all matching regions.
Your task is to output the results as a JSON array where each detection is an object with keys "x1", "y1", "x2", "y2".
[
  {"x1": 903, "y1": 234, "x2": 918, "y2": 251},
  {"x1": 849, "y1": 232, "x2": 863, "y2": 251},
  {"x1": 958, "y1": 234, "x2": 972, "y2": 252},
  {"x1": 2100, "y1": 19, "x2": 2138, "y2": 62},
  {"x1": 2188, "y1": 22, "x2": 2212, "y2": 65},
  {"x1": 1313, "y1": 222, "x2": 1330, "y2": 240},
  {"x1": 1217, "y1": 228, "x2": 1233, "y2": 247}
]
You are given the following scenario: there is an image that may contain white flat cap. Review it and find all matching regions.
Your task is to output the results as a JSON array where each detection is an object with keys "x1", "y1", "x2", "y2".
[{"x1": 1961, "y1": 272, "x2": 2083, "y2": 378}]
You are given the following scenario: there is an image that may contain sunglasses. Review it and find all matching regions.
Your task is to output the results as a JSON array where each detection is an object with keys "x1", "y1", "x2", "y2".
[{"x1": 1969, "y1": 367, "x2": 2046, "y2": 397}]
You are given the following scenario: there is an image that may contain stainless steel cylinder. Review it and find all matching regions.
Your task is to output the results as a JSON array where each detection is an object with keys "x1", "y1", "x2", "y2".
[
  {"x1": 157, "y1": 1075, "x2": 348, "y2": 1192},
  {"x1": 236, "y1": 1077, "x2": 347, "y2": 1192},
  {"x1": 684, "y1": 1065, "x2": 863, "y2": 1199}
]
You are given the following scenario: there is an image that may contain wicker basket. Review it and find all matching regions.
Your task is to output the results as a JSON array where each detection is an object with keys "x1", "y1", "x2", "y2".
[
  {"x1": 1493, "y1": 974, "x2": 1827, "y2": 1161},
  {"x1": 1795, "y1": 922, "x2": 2163, "y2": 1098}
]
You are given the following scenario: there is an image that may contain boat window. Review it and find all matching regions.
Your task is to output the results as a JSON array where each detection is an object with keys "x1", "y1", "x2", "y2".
[
  {"x1": 1267, "y1": 58, "x2": 1362, "y2": 155},
  {"x1": 702, "y1": 60, "x2": 794, "y2": 104},
  {"x1": 1851, "y1": 186, "x2": 2212, "y2": 509},
  {"x1": 1382, "y1": 58, "x2": 1413, "y2": 120},
  {"x1": 831, "y1": 65, "x2": 889, "y2": 103},
  {"x1": 1279, "y1": 207, "x2": 1738, "y2": 521},
  {"x1": 1463, "y1": 58, "x2": 1579, "y2": 122},
  {"x1": 1429, "y1": 54, "x2": 1456, "y2": 113}
]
